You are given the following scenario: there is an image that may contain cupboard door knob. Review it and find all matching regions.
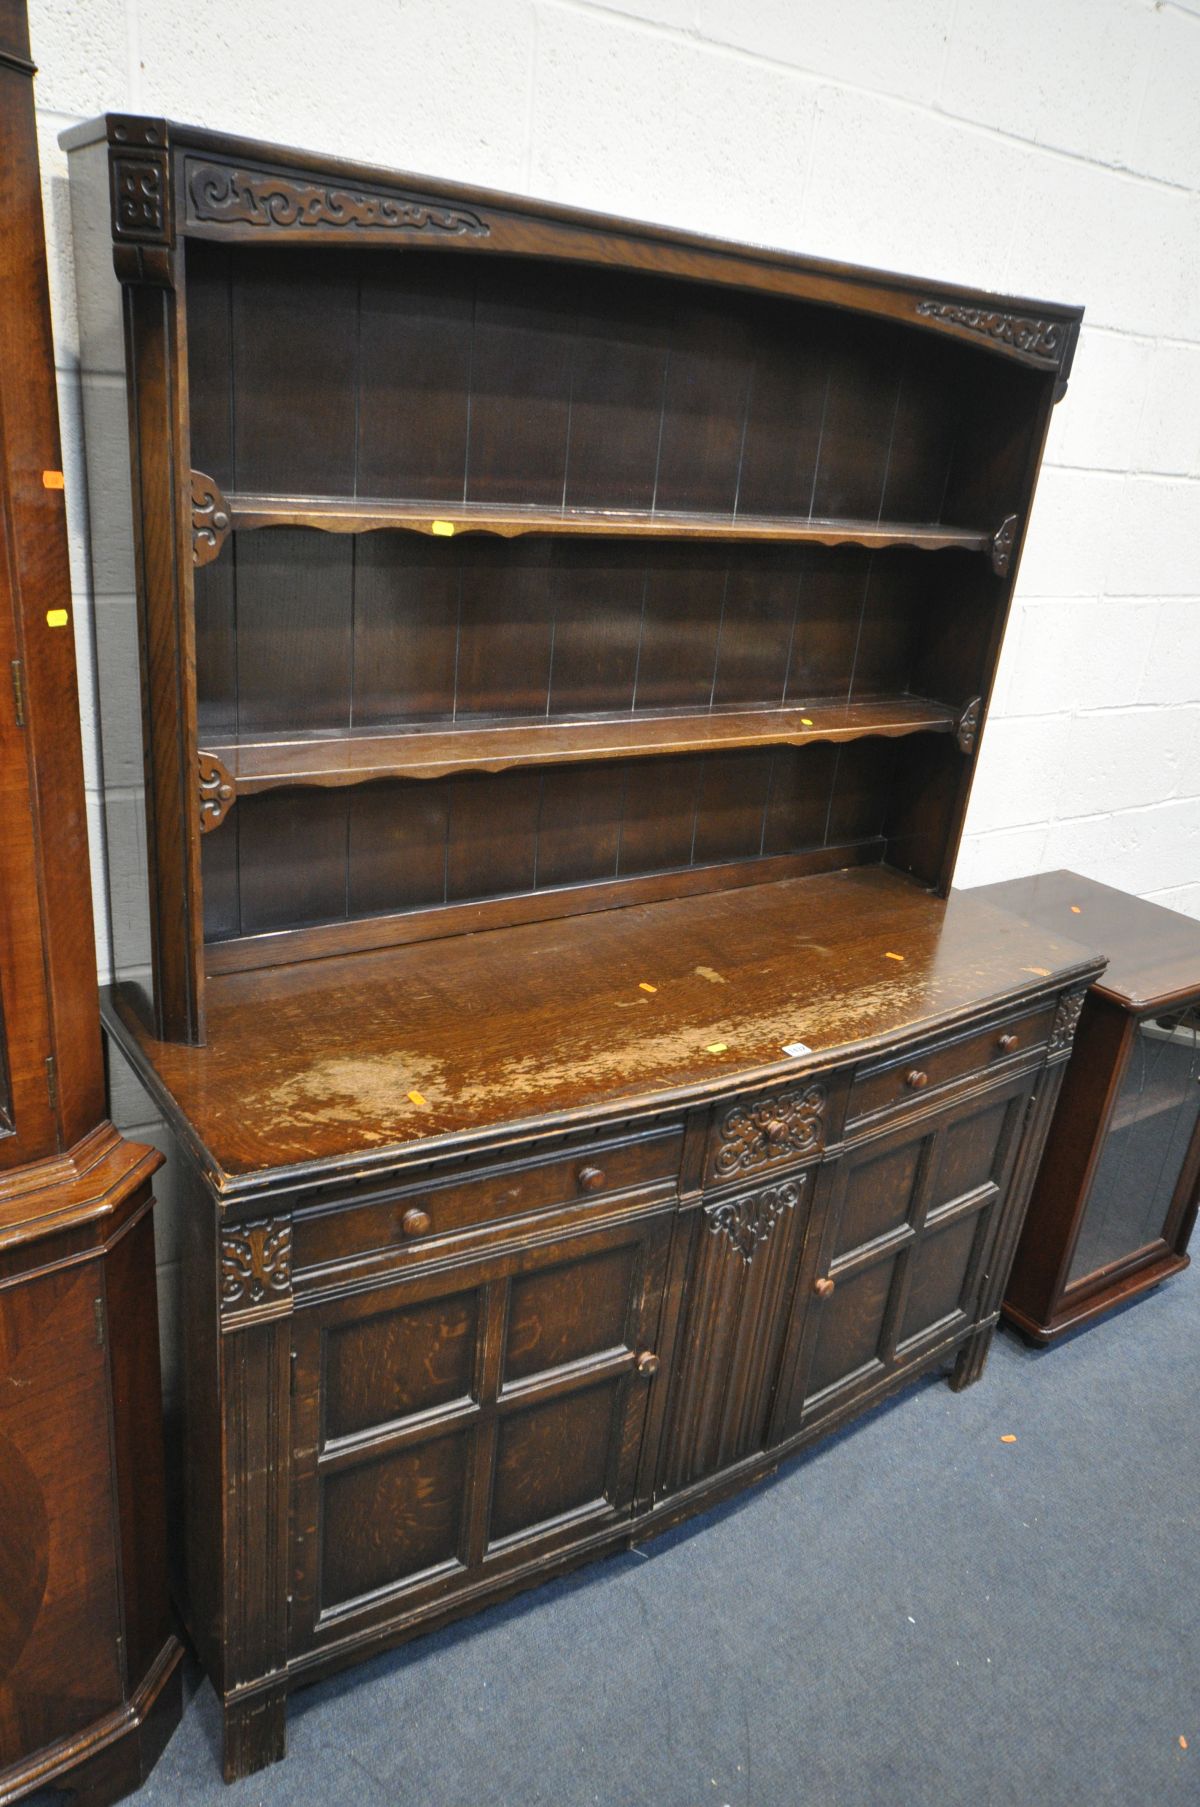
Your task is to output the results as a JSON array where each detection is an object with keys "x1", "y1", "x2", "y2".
[
  {"x1": 577, "y1": 1165, "x2": 607, "y2": 1193},
  {"x1": 637, "y1": 1351, "x2": 660, "y2": 1377},
  {"x1": 906, "y1": 1069, "x2": 929, "y2": 1090},
  {"x1": 401, "y1": 1207, "x2": 431, "y2": 1238},
  {"x1": 997, "y1": 1032, "x2": 1018, "y2": 1052},
  {"x1": 814, "y1": 1275, "x2": 836, "y2": 1299}
]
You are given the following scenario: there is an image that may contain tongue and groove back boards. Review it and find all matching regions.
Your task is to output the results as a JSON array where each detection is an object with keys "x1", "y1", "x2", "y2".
[{"x1": 63, "y1": 114, "x2": 1080, "y2": 1042}]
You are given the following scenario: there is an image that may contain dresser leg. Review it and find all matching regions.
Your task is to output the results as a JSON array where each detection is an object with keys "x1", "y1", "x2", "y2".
[
  {"x1": 221, "y1": 1682, "x2": 288, "y2": 1782},
  {"x1": 948, "y1": 1324, "x2": 995, "y2": 1392}
]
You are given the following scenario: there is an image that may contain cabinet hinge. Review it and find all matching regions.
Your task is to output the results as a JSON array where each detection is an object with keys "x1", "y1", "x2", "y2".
[
  {"x1": 45, "y1": 1054, "x2": 58, "y2": 1112},
  {"x1": 94, "y1": 1296, "x2": 106, "y2": 1347},
  {"x1": 10, "y1": 659, "x2": 25, "y2": 727}
]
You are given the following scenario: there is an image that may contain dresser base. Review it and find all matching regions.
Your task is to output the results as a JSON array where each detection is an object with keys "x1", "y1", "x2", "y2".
[{"x1": 213, "y1": 1319, "x2": 993, "y2": 1781}]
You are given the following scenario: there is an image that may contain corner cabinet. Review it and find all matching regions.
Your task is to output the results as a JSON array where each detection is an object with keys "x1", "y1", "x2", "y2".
[
  {"x1": 65, "y1": 109, "x2": 1099, "y2": 1782},
  {"x1": 0, "y1": 15, "x2": 181, "y2": 1805}
]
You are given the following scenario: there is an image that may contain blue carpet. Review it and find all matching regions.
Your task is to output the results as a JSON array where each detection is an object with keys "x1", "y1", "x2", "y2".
[{"x1": 37, "y1": 1268, "x2": 1199, "y2": 1806}]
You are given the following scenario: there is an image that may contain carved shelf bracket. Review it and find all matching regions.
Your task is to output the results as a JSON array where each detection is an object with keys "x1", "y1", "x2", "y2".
[
  {"x1": 990, "y1": 514, "x2": 1019, "y2": 577},
  {"x1": 957, "y1": 696, "x2": 982, "y2": 756},
  {"x1": 185, "y1": 159, "x2": 491, "y2": 238},
  {"x1": 220, "y1": 1218, "x2": 293, "y2": 1311},
  {"x1": 192, "y1": 471, "x2": 231, "y2": 567},
  {"x1": 1050, "y1": 990, "x2": 1087, "y2": 1054},
  {"x1": 714, "y1": 1083, "x2": 827, "y2": 1179},
  {"x1": 705, "y1": 1177, "x2": 804, "y2": 1266},
  {"x1": 914, "y1": 300, "x2": 1063, "y2": 366},
  {"x1": 199, "y1": 751, "x2": 235, "y2": 834}
]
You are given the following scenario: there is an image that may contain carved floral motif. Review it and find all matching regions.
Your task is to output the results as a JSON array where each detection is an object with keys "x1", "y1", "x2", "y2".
[
  {"x1": 199, "y1": 752, "x2": 235, "y2": 834},
  {"x1": 914, "y1": 300, "x2": 1062, "y2": 364},
  {"x1": 220, "y1": 1218, "x2": 292, "y2": 1309},
  {"x1": 705, "y1": 1178, "x2": 803, "y2": 1266},
  {"x1": 192, "y1": 471, "x2": 231, "y2": 567},
  {"x1": 957, "y1": 696, "x2": 982, "y2": 756},
  {"x1": 186, "y1": 161, "x2": 489, "y2": 237},
  {"x1": 714, "y1": 1083, "x2": 827, "y2": 1178},
  {"x1": 112, "y1": 155, "x2": 166, "y2": 239},
  {"x1": 1050, "y1": 991, "x2": 1086, "y2": 1053}
]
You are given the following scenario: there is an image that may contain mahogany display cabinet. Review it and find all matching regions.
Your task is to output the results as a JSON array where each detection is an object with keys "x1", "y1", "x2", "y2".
[
  {"x1": 0, "y1": 16, "x2": 181, "y2": 1805},
  {"x1": 983, "y1": 872, "x2": 1200, "y2": 1343},
  {"x1": 64, "y1": 112, "x2": 1102, "y2": 1782}
]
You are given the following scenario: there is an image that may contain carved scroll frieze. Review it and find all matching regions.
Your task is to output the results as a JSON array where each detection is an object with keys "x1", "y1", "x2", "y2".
[
  {"x1": 220, "y1": 1218, "x2": 292, "y2": 1311},
  {"x1": 957, "y1": 696, "x2": 982, "y2": 756},
  {"x1": 705, "y1": 1177, "x2": 804, "y2": 1266},
  {"x1": 1050, "y1": 990, "x2": 1087, "y2": 1054},
  {"x1": 914, "y1": 300, "x2": 1063, "y2": 366},
  {"x1": 990, "y1": 514, "x2": 1019, "y2": 577},
  {"x1": 199, "y1": 752, "x2": 235, "y2": 834},
  {"x1": 185, "y1": 159, "x2": 490, "y2": 238},
  {"x1": 192, "y1": 471, "x2": 231, "y2": 567},
  {"x1": 713, "y1": 1083, "x2": 827, "y2": 1179}
]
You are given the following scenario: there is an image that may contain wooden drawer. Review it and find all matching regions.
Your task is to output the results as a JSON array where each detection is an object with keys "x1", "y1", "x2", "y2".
[
  {"x1": 846, "y1": 999, "x2": 1057, "y2": 1131},
  {"x1": 293, "y1": 1123, "x2": 684, "y2": 1276}
]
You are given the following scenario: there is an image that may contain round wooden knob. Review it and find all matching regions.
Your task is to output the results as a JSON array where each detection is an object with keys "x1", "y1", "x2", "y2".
[
  {"x1": 401, "y1": 1207, "x2": 432, "y2": 1238},
  {"x1": 997, "y1": 1033, "x2": 1018, "y2": 1052},
  {"x1": 577, "y1": 1165, "x2": 607, "y2": 1193},
  {"x1": 765, "y1": 1117, "x2": 789, "y2": 1143},
  {"x1": 814, "y1": 1275, "x2": 836, "y2": 1299},
  {"x1": 906, "y1": 1069, "x2": 929, "y2": 1090},
  {"x1": 637, "y1": 1351, "x2": 660, "y2": 1377}
]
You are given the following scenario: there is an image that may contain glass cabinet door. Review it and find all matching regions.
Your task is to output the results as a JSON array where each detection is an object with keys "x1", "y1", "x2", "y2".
[{"x1": 1068, "y1": 1007, "x2": 1200, "y2": 1287}]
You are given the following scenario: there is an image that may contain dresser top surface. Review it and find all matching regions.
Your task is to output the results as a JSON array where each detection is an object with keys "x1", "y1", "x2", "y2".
[
  {"x1": 970, "y1": 871, "x2": 1200, "y2": 1011},
  {"x1": 103, "y1": 867, "x2": 1100, "y2": 1196}
]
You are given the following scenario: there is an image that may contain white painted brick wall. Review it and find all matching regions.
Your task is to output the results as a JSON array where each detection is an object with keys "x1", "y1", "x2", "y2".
[{"x1": 27, "y1": 0, "x2": 1200, "y2": 1381}]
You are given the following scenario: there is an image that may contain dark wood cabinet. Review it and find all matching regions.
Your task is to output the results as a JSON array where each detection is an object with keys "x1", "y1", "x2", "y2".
[
  {"x1": 980, "y1": 872, "x2": 1200, "y2": 1342},
  {"x1": 0, "y1": 10, "x2": 181, "y2": 1802},
  {"x1": 64, "y1": 111, "x2": 1101, "y2": 1781}
]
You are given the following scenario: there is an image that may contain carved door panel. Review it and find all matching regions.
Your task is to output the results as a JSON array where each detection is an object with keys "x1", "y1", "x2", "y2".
[
  {"x1": 0, "y1": 1262, "x2": 123, "y2": 1766},
  {"x1": 657, "y1": 1168, "x2": 816, "y2": 1497},
  {"x1": 290, "y1": 1208, "x2": 671, "y2": 1654},
  {"x1": 771, "y1": 1073, "x2": 1035, "y2": 1443}
]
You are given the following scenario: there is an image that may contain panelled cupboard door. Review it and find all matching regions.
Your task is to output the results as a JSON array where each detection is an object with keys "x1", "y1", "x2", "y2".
[
  {"x1": 290, "y1": 1209, "x2": 671, "y2": 1653},
  {"x1": 771, "y1": 1073, "x2": 1036, "y2": 1442},
  {"x1": 658, "y1": 1166, "x2": 815, "y2": 1496}
]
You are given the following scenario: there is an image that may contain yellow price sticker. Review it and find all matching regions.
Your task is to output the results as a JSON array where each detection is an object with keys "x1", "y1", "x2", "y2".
[
  {"x1": 430, "y1": 520, "x2": 455, "y2": 537},
  {"x1": 46, "y1": 608, "x2": 69, "y2": 628}
]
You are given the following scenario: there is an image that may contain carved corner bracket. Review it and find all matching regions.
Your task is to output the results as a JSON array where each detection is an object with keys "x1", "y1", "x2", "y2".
[
  {"x1": 192, "y1": 471, "x2": 231, "y2": 566},
  {"x1": 913, "y1": 299, "x2": 1063, "y2": 367},
  {"x1": 713, "y1": 1083, "x2": 827, "y2": 1180},
  {"x1": 220, "y1": 1217, "x2": 293, "y2": 1314},
  {"x1": 990, "y1": 514, "x2": 1019, "y2": 577},
  {"x1": 956, "y1": 696, "x2": 982, "y2": 756},
  {"x1": 199, "y1": 751, "x2": 235, "y2": 834},
  {"x1": 109, "y1": 118, "x2": 173, "y2": 253},
  {"x1": 705, "y1": 1176, "x2": 805, "y2": 1267},
  {"x1": 1049, "y1": 990, "x2": 1087, "y2": 1054}
]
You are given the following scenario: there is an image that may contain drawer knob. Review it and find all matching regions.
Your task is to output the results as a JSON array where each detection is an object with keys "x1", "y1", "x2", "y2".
[
  {"x1": 577, "y1": 1165, "x2": 607, "y2": 1193},
  {"x1": 906, "y1": 1069, "x2": 929, "y2": 1090},
  {"x1": 636, "y1": 1351, "x2": 660, "y2": 1377},
  {"x1": 814, "y1": 1275, "x2": 836, "y2": 1299},
  {"x1": 401, "y1": 1207, "x2": 432, "y2": 1238},
  {"x1": 997, "y1": 1032, "x2": 1019, "y2": 1053},
  {"x1": 766, "y1": 1117, "x2": 789, "y2": 1143}
]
